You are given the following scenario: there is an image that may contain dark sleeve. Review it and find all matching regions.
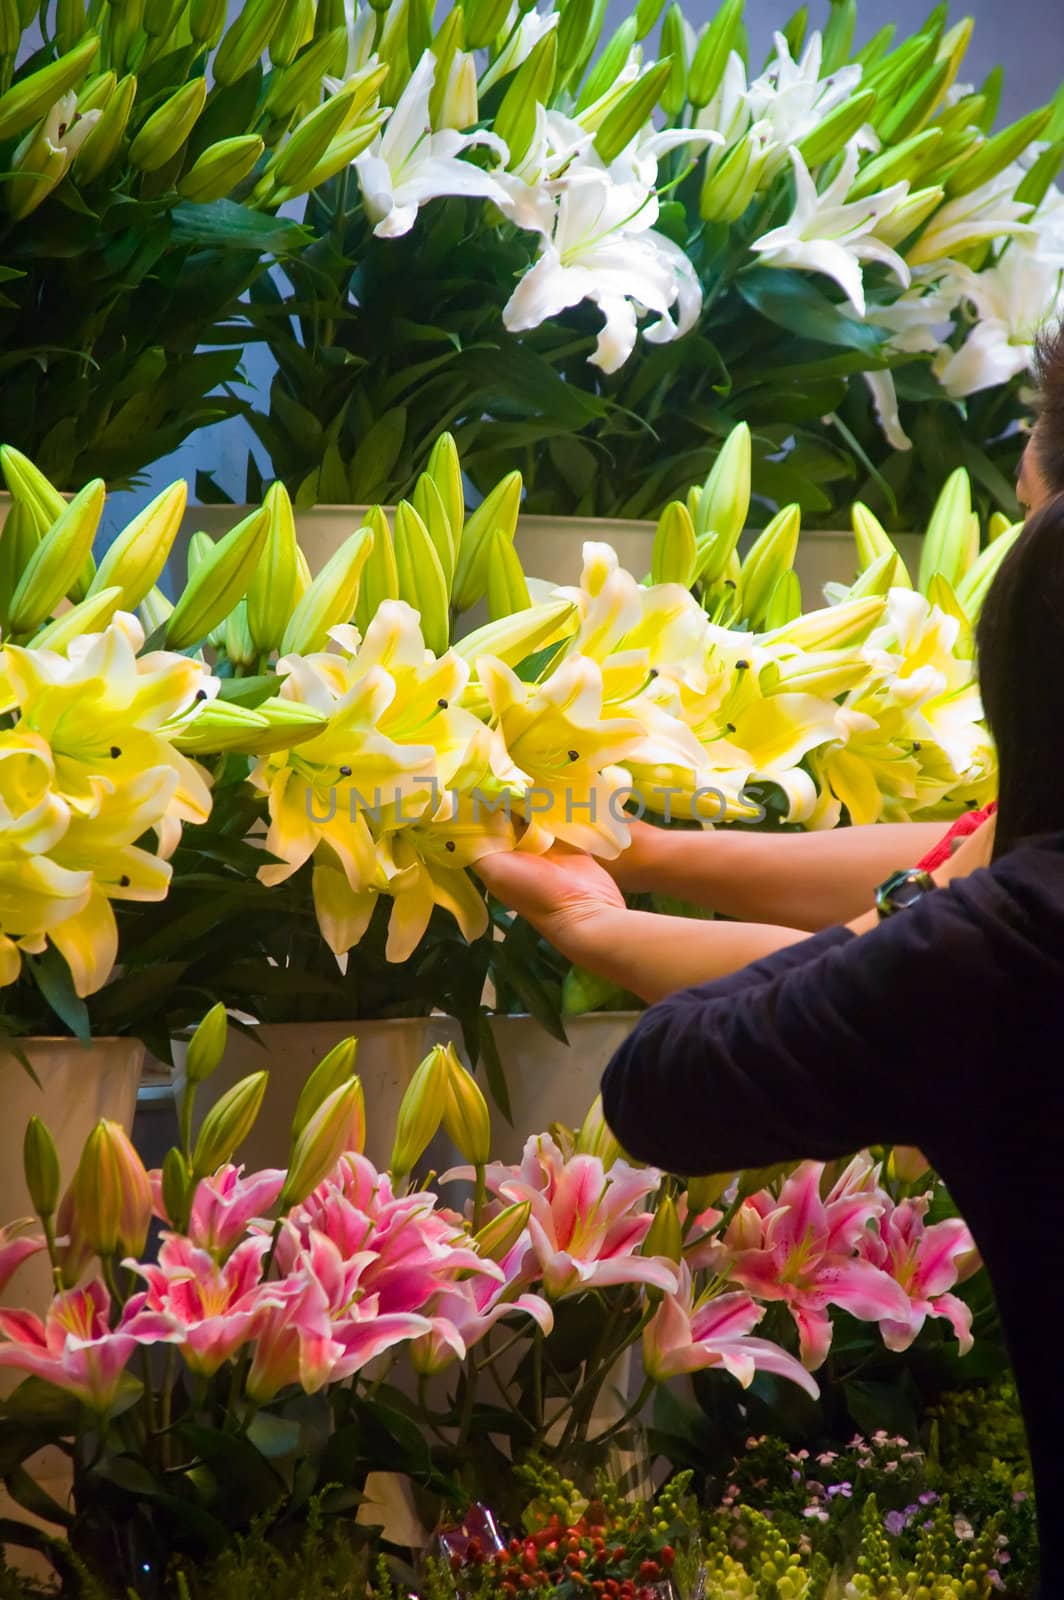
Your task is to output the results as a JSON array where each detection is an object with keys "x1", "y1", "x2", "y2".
[{"x1": 600, "y1": 870, "x2": 1021, "y2": 1177}]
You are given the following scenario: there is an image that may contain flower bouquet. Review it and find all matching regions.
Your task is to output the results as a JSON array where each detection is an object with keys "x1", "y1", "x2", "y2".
[
  {"x1": 0, "y1": 1006, "x2": 983, "y2": 1592},
  {"x1": 225, "y1": 0, "x2": 1064, "y2": 530}
]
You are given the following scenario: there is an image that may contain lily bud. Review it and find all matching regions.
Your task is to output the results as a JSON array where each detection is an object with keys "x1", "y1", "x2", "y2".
[
  {"x1": 74, "y1": 72, "x2": 136, "y2": 185},
  {"x1": 848, "y1": 550, "x2": 905, "y2": 600},
  {"x1": 0, "y1": 32, "x2": 99, "y2": 141},
  {"x1": 486, "y1": 527, "x2": 531, "y2": 624},
  {"x1": 23, "y1": 1116, "x2": 60, "y2": 1221},
  {"x1": 441, "y1": 1046, "x2": 491, "y2": 1167},
  {"x1": 686, "y1": 0, "x2": 742, "y2": 108},
  {"x1": 184, "y1": 1002, "x2": 228, "y2": 1086},
  {"x1": 54, "y1": 1187, "x2": 94, "y2": 1289},
  {"x1": 279, "y1": 524, "x2": 374, "y2": 656},
  {"x1": 693, "y1": 422, "x2": 751, "y2": 579},
  {"x1": 435, "y1": 48, "x2": 478, "y2": 133},
  {"x1": 739, "y1": 503, "x2": 801, "y2": 628},
  {"x1": 946, "y1": 103, "x2": 1053, "y2": 199},
  {"x1": 264, "y1": 78, "x2": 369, "y2": 191},
  {"x1": 463, "y1": 0, "x2": 509, "y2": 50},
  {"x1": 191, "y1": 1072, "x2": 269, "y2": 1178},
  {"x1": 165, "y1": 505, "x2": 270, "y2": 650},
  {"x1": 797, "y1": 89, "x2": 877, "y2": 170},
  {"x1": 269, "y1": 0, "x2": 314, "y2": 65},
  {"x1": 473, "y1": 1200, "x2": 531, "y2": 1262},
  {"x1": 161, "y1": 1147, "x2": 192, "y2": 1232},
  {"x1": 451, "y1": 596, "x2": 575, "y2": 669},
  {"x1": 852, "y1": 501, "x2": 900, "y2": 572},
  {"x1": 917, "y1": 466, "x2": 972, "y2": 593},
  {"x1": 575, "y1": 17, "x2": 638, "y2": 114},
  {"x1": 889, "y1": 1145, "x2": 931, "y2": 1184},
  {"x1": 88, "y1": 479, "x2": 186, "y2": 609},
  {"x1": 269, "y1": 112, "x2": 386, "y2": 199},
  {"x1": 453, "y1": 469, "x2": 522, "y2": 613},
  {"x1": 594, "y1": 55, "x2": 672, "y2": 167},
  {"x1": 394, "y1": 501, "x2": 450, "y2": 653},
  {"x1": 390, "y1": 1045, "x2": 450, "y2": 1181},
  {"x1": 281, "y1": 1078, "x2": 365, "y2": 1208},
  {"x1": 246, "y1": 480, "x2": 298, "y2": 652},
  {"x1": 426, "y1": 432, "x2": 464, "y2": 550},
  {"x1": 213, "y1": 0, "x2": 288, "y2": 85},
  {"x1": 0, "y1": 444, "x2": 64, "y2": 531},
  {"x1": 0, "y1": 0, "x2": 20, "y2": 57},
  {"x1": 650, "y1": 501, "x2": 697, "y2": 588},
  {"x1": 955, "y1": 523, "x2": 1021, "y2": 621},
  {"x1": 291, "y1": 1037, "x2": 359, "y2": 1142},
  {"x1": 496, "y1": 31, "x2": 555, "y2": 167},
  {"x1": 8, "y1": 92, "x2": 101, "y2": 218},
  {"x1": 189, "y1": 0, "x2": 226, "y2": 45},
  {"x1": 8, "y1": 477, "x2": 104, "y2": 636},
  {"x1": 575, "y1": 1095, "x2": 623, "y2": 1170},
  {"x1": 129, "y1": 77, "x2": 207, "y2": 172},
  {"x1": 264, "y1": 27, "x2": 347, "y2": 116},
  {"x1": 29, "y1": 586, "x2": 122, "y2": 648},
  {"x1": 224, "y1": 598, "x2": 256, "y2": 669},
  {"x1": 699, "y1": 123, "x2": 770, "y2": 224},
  {"x1": 139, "y1": 584, "x2": 174, "y2": 634},
  {"x1": 178, "y1": 134, "x2": 264, "y2": 202},
  {"x1": 643, "y1": 1194, "x2": 682, "y2": 1264},
  {"x1": 412, "y1": 473, "x2": 456, "y2": 585},
  {"x1": 76, "y1": 70, "x2": 116, "y2": 115},
  {"x1": 554, "y1": 0, "x2": 595, "y2": 93},
  {"x1": 427, "y1": 8, "x2": 464, "y2": 126},
  {"x1": 762, "y1": 568, "x2": 801, "y2": 631},
  {"x1": 763, "y1": 594, "x2": 884, "y2": 650},
  {"x1": 71, "y1": 1120, "x2": 152, "y2": 1259},
  {"x1": 685, "y1": 1172, "x2": 733, "y2": 1212}
]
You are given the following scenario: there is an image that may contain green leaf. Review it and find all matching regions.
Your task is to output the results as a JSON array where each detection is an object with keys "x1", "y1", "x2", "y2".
[
  {"x1": 171, "y1": 200, "x2": 311, "y2": 255},
  {"x1": 26, "y1": 947, "x2": 90, "y2": 1041},
  {"x1": 737, "y1": 269, "x2": 888, "y2": 354}
]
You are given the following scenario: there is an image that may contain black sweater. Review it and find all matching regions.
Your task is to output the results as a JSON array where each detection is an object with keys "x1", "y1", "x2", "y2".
[{"x1": 601, "y1": 836, "x2": 1064, "y2": 1596}]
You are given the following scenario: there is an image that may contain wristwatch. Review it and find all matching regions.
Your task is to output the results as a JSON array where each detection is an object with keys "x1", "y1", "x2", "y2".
[{"x1": 874, "y1": 867, "x2": 936, "y2": 919}]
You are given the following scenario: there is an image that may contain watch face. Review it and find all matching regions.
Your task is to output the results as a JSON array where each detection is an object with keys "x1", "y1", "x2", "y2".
[{"x1": 877, "y1": 868, "x2": 935, "y2": 917}]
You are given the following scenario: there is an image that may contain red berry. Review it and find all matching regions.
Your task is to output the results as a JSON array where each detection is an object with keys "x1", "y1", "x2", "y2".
[
  {"x1": 502, "y1": 1584, "x2": 517, "y2": 1598},
  {"x1": 660, "y1": 1547, "x2": 675, "y2": 1569},
  {"x1": 639, "y1": 1562, "x2": 660, "y2": 1582}
]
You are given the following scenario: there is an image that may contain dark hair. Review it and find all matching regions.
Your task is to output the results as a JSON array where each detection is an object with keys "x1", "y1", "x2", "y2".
[
  {"x1": 976, "y1": 493, "x2": 1064, "y2": 858},
  {"x1": 1032, "y1": 323, "x2": 1064, "y2": 494}
]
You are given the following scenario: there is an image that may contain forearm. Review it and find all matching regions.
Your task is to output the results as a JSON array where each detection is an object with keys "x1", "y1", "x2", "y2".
[
  {"x1": 626, "y1": 822, "x2": 947, "y2": 930},
  {"x1": 564, "y1": 907, "x2": 810, "y2": 1003}
]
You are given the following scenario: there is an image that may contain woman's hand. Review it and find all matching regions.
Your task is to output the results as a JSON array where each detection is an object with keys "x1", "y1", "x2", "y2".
[
  {"x1": 600, "y1": 819, "x2": 672, "y2": 893},
  {"x1": 932, "y1": 812, "x2": 996, "y2": 887},
  {"x1": 475, "y1": 845, "x2": 626, "y2": 958}
]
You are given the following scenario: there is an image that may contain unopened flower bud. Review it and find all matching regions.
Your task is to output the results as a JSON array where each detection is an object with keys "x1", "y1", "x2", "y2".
[
  {"x1": 128, "y1": 76, "x2": 207, "y2": 172},
  {"x1": 291, "y1": 1037, "x2": 359, "y2": 1143},
  {"x1": 473, "y1": 1200, "x2": 531, "y2": 1262},
  {"x1": 685, "y1": 1172, "x2": 734, "y2": 1213},
  {"x1": 643, "y1": 1194, "x2": 682, "y2": 1264},
  {"x1": 191, "y1": 1071, "x2": 268, "y2": 1178},
  {"x1": 441, "y1": 1046, "x2": 491, "y2": 1167},
  {"x1": 23, "y1": 1115, "x2": 60, "y2": 1221},
  {"x1": 178, "y1": 133, "x2": 264, "y2": 202},
  {"x1": 9, "y1": 91, "x2": 101, "y2": 218},
  {"x1": 390, "y1": 1045, "x2": 449, "y2": 1180},
  {"x1": 184, "y1": 1001, "x2": 228, "y2": 1085},
  {"x1": 575, "y1": 1096, "x2": 624, "y2": 1170},
  {"x1": 71, "y1": 1119, "x2": 152, "y2": 1259},
  {"x1": 889, "y1": 1145, "x2": 932, "y2": 1184},
  {"x1": 161, "y1": 1146, "x2": 192, "y2": 1232},
  {"x1": 281, "y1": 1077, "x2": 365, "y2": 1208},
  {"x1": 53, "y1": 1187, "x2": 94, "y2": 1288}
]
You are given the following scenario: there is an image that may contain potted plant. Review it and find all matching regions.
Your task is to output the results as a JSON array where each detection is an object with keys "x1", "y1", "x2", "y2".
[
  {"x1": 0, "y1": 0, "x2": 392, "y2": 501},
  {"x1": 190, "y1": 0, "x2": 1063, "y2": 578}
]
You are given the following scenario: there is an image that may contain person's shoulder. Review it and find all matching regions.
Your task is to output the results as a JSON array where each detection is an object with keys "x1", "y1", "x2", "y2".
[{"x1": 949, "y1": 832, "x2": 1064, "y2": 949}]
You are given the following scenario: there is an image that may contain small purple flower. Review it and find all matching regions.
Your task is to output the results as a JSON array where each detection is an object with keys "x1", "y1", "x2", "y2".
[
  {"x1": 827, "y1": 1482, "x2": 853, "y2": 1499},
  {"x1": 919, "y1": 1491, "x2": 940, "y2": 1506},
  {"x1": 884, "y1": 1511, "x2": 909, "y2": 1537}
]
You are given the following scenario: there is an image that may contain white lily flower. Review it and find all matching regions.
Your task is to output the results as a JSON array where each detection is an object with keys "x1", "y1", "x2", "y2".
[
  {"x1": 932, "y1": 241, "x2": 1064, "y2": 398},
  {"x1": 611, "y1": 124, "x2": 723, "y2": 192},
  {"x1": 696, "y1": 51, "x2": 752, "y2": 149},
  {"x1": 751, "y1": 142, "x2": 911, "y2": 317},
  {"x1": 859, "y1": 267, "x2": 968, "y2": 449},
  {"x1": 479, "y1": 7, "x2": 559, "y2": 96},
  {"x1": 747, "y1": 31, "x2": 867, "y2": 177},
  {"x1": 906, "y1": 174, "x2": 1035, "y2": 266},
  {"x1": 340, "y1": 0, "x2": 378, "y2": 77},
  {"x1": 502, "y1": 175, "x2": 702, "y2": 373},
  {"x1": 353, "y1": 51, "x2": 510, "y2": 238}
]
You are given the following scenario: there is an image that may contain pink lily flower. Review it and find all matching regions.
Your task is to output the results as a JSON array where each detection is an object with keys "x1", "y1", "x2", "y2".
[
  {"x1": 643, "y1": 1264, "x2": 819, "y2": 1398},
  {"x1": 410, "y1": 1238, "x2": 553, "y2": 1375},
  {"x1": 0, "y1": 1281, "x2": 164, "y2": 1410},
  {"x1": 149, "y1": 1164, "x2": 286, "y2": 1259},
  {"x1": 124, "y1": 1235, "x2": 281, "y2": 1376},
  {"x1": 720, "y1": 1161, "x2": 911, "y2": 1370},
  {"x1": 0, "y1": 1223, "x2": 44, "y2": 1294},
  {"x1": 857, "y1": 1195, "x2": 978, "y2": 1355},
  {"x1": 454, "y1": 1135, "x2": 679, "y2": 1300}
]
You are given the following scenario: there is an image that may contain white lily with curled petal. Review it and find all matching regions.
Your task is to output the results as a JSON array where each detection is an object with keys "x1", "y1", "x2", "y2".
[
  {"x1": 931, "y1": 240, "x2": 1064, "y2": 399},
  {"x1": 752, "y1": 142, "x2": 911, "y2": 317},
  {"x1": 502, "y1": 174, "x2": 702, "y2": 373},
  {"x1": 906, "y1": 174, "x2": 1035, "y2": 266},
  {"x1": 353, "y1": 50, "x2": 510, "y2": 239}
]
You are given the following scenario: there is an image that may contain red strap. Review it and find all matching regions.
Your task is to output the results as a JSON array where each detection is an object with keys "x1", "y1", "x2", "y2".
[{"x1": 916, "y1": 802, "x2": 997, "y2": 873}]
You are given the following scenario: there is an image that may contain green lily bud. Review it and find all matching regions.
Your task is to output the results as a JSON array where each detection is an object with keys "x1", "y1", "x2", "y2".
[
  {"x1": 463, "y1": 0, "x2": 509, "y2": 50},
  {"x1": 955, "y1": 523, "x2": 1022, "y2": 621},
  {"x1": 178, "y1": 133, "x2": 264, "y2": 201},
  {"x1": 165, "y1": 505, "x2": 270, "y2": 650},
  {"x1": 143, "y1": 0, "x2": 182, "y2": 35},
  {"x1": 452, "y1": 469, "x2": 522, "y2": 613},
  {"x1": 700, "y1": 124, "x2": 769, "y2": 223},
  {"x1": 847, "y1": 550, "x2": 903, "y2": 601},
  {"x1": 394, "y1": 500, "x2": 450, "y2": 653},
  {"x1": 848, "y1": 126, "x2": 941, "y2": 201},
  {"x1": 762, "y1": 568, "x2": 801, "y2": 630},
  {"x1": 852, "y1": 501, "x2": 907, "y2": 576},
  {"x1": 797, "y1": 88, "x2": 876, "y2": 170},
  {"x1": 427, "y1": 8, "x2": 464, "y2": 126},
  {"x1": 946, "y1": 104, "x2": 1053, "y2": 198},
  {"x1": 390, "y1": 1045, "x2": 450, "y2": 1181},
  {"x1": 161, "y1": 1147, "x2": 192, "y2": 1233},
  {"x1": 739, "y1": 504, "x2": 800, "y2": 628},
  {"x1": 763, "y1": 594, "x2": 884, "y2": 650},
  {"x1": 77, "y1": 70, "x2": 116, "y2": 115},
  {"x1": 877, "y1": 54, "x2": 953, "y2": 144},
  {"x1": 441, "y1": 1046, "x2": 491, "y2": 1167},
  {"x1": 632, "y1": 0, "x2": 665, "y2": 40},
  {"x1": 425, "y1": 431, "x2": 464, "y2": 555},
  {"x1": 694, "y1": 422, "x2": 751, "y2": 580},
  {"x1": 88, "y1": 479, "x2": 186, "y2": 610},
  {"x1": 411, "y1": 473, "x2": 455, "y2": 586},
  {"x1": 686, "y1": 0, "x2": 742, "y2": 109},
  {"x1": 24, "y1": 1117, "x2": 61, "y2": 1221},
  {"x1": 650, "y1": 500, "x2": 697, "y2": 588},
  {"x1": 281, "y1": 1078, "x2": 365, "y2": 1207},
  {"x1": 8, "y1": 477, "x2": 104, "y2": 636},
  {"x1": 873, "y1": 184, "x2": 943, "y2": 248},
  {"x1": 7, "y1": 118, "x2": 70, "y2": 221},
  {"x1": 191, "y1": 1072, "x2": 269, "y2": 1179},
  {"x1": 496, "y1": 29, "x2": 555, "y2": 168},
  {"x1": 129, "y1": 76, "x2": 206, "y2": 171},
  {"x1": 643, "y1": 1194, "x2": 682, "y2": 1264},
  {"x1": 659, "y1": 5, "x2": 686, "y2": 117},
  {"x1": 184, "y1": 1002, "x2": 228, "y2": 1086},
  {"x1": 917, "y1": 466, "x2": 972, "y2": 593},
  {"x1": 213, "y1": 0, "x2": 288, "y2": 85},
  {"x1": 863, "y1": 28, "x2": 934, "y2": 103},
  {"x1": 269, "y1": 0, "x2": 314, "y2": 65},
  {"x1": 291, "y1": 1038, "x2": 359, "y2": 1142},
  {"x1": 354, "y1": 504, "x2": 400, "y2": 634},
  {"x1": 575, "y1": 17, "x2": 637, "y2": 114},
  {"x1": 554, "y1": 0, "x2": 596, "y2": 94},
  {"x1": 189, "y1": 0, "x2": 226, "y2": 46},
  {"x1": 263, "y1": 71, "x2": 383, "y2": 193},
  {"x1": 486, "y1": 526, "x2": 531, "y2": 623},
  {"x1": 0, "y1": 501, "x2": 39, "y2": 627},
  {"x1": 452, "y1": 595, "x2": 575, "y2": 668},
  {"x1": 224, "y1": 597, "x2": 256, "y2": 669},
  {"x1": 0, "y1": 0, "x2": 20, "y2": 57},
  {"x1": 247, "y1": 480, "x2": 298, "y2": 653},
  {"x1": 264, "y1": 26, "x2": 347, "y2": 116},
  {"x1": 0, "y1": 444, "x2": 64, "y2": 532},
  {"x1": 170, "y1": 696, "x2": 326, "y2": 755},
  {"x1": 186, "y1": 528, "x2": 215, "y2": 579},
  {"x1": 30, "y1": 586, "x2": 123, "y2": 649},
  {"x1": 0, "y1": 32, "x2": 99, "y2": 141},
  {"x1": 280, "y1": 524, "x2": 374, "y2": 656},
  {"x1": 763, "y1": 649, "x2": 868, "y2": 699},
  {"x1": 74, "y1": 71, "x2": 136, "y2": 184},
  {"x1": 269, "y1": 111, "x2": 386, "y2": 199},
  {"x1": 1014, "y1": 140, "x2": 1064, "y2": 214},
  {"x1": 989, "y1": 511, "x2": 1016, "y2": 544},
  {"x1": 821, "y1": 0, "x2": 856, "y2": 75},
  {"x1": 72, "y1": 1119, "x2": 152, "y2": 1259},
  {"x1": 473, "y1": 1200, "x2": 531, "y2": 1262},
  {"x1": 250, "y1": 697, "x2": 329, "y2": 752},
  {"x1": 685, "y1": 1172, "x2": 734, "y2": 1212},
  {"x1": 575, "y1": 1095, "x2": 623, "y2": 1169},
  {"x1": 139, "y1": 584, "x2": 174, "y2": 633},
  {"x1": 594, "y1": 56, "x2": 672, "y2": 167}
]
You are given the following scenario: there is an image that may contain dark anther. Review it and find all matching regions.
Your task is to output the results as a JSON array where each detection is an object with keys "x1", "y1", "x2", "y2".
[
  {"x1": 726, "y1": 723, "x2": 736, "y2": 734},
  {"x1": 195, "y1": 689, "x2": 208, "y2": 702},
  {"x1": 437, "y1": 698, "x2": 449, "y2": 709},
  {"x1": 735, "y1": 659, "x2": 749, "y2": 670},
  {"x1": 912, "y1": 742, "x2": 922, "y2": 752},
  {"x1": 339, "y1": 765, "x2": 352, "y2": 777},
  {"x1": 110, "y1": 746, "x2": 122, "y2": 758},
  {"x1": 120, "y1": 875, "x2": 131, "y2": 887},
  {"x1": 445, "y1": 840, "x2": 456, "y2": 853},
  {"x1": 567, "y1": 749, "x2": 580, "y2": 762}
]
